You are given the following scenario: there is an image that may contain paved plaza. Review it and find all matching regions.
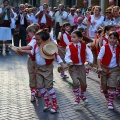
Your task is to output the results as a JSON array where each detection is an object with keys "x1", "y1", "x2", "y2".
[{"x1": 0, "y1": 52, "x2": 120, "y2": 120}]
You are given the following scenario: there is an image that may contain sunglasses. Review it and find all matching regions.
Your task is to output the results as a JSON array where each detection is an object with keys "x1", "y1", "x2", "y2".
[{"x1": 106, "y1": 12, "x2": 111, "y2": 14}]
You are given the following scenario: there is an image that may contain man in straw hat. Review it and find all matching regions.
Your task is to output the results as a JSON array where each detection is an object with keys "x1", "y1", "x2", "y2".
[{"x1": 18, "y1": 29, "x2": 68, "y2": 113}]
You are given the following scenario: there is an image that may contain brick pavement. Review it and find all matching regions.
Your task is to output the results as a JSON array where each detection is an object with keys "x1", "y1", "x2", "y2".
[{"x1": 0, "y1": 52, "x2": 120, "y2": 120}]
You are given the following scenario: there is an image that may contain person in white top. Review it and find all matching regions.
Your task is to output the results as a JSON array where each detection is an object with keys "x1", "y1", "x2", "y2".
[
  {"x1": 109, "y1": 0, "x2": 116, "y2": 7},
  {"x1": 0, "y1": 0, "x2": 14, "y2": 54},
  {"x1": 17, "y1": 24, "x2": 39, "y2": 102},
  {"x1": 30, "y1": 7, "x2": 38, "y2": 24},
  {"x1": 97, "y1": 31, "x2": 120, "y2": 110},
  {"x1": 58, "y1": 22, "x2": 71, "y2": 78},
  {"x1": 112, "y1": 6, "x2": 120, "y2": 37},
  {"x1": 35, "y1": 3, "x2": 52, "y2": 31},
  {"x1": 77, "y1": 17, "x2": 87, "y2": 30},
  {"x1": 53, "y1": 4, "x2": 68, "y2": 42},
  {"x1": 18, "y1": 29, "x2": 67, "y2": 113},
  {"x1": 88, "y1": 6, "x2": 104, "y2": 39},
  {"x1": 67, "y1": 8, "x2": 77, "y2": 32},
  {"x1": 65, "y1": 30, "x2": 93, "y2": 105},
  {"x1": 10, "y1": 7, "x2": 17, "y2": 35},
  {"x1": 15, "y1": 4, "x2": 28, "y2": 46}
]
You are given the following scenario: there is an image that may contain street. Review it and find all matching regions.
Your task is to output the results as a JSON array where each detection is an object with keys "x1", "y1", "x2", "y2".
[{"x1": 0, "y1": 52, "x2": 120, "y2": 120}]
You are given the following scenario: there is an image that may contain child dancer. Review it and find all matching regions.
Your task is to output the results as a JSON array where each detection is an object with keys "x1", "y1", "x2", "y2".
[
  {"x1": 18, "y1": 30, "x2": 67, "y2": 113},
  {"x1": 97, "y1": 31, "x2": 120, "y2": 109},
  {"x1": 65, "y1": 30, "x2": 93, "y2": 105},
  {"x1": 58, "y1": 22, "x2": 71, "y2": 78},
  {"x1": 99, "y1": 25, "x2": 114, "y2": 48},
  {"x1": 18, "y1": 23, "x2": 39, "y2": 102}
]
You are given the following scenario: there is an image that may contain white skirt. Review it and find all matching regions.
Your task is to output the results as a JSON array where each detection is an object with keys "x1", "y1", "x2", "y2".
[{"x1": 0, "y1": 27, "x2": 12, "y2": 41}]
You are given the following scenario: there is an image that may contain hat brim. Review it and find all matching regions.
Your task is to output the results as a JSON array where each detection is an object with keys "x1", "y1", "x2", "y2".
[{"x1": 40, "y1": 40, "x2": 58, "y2": 59}]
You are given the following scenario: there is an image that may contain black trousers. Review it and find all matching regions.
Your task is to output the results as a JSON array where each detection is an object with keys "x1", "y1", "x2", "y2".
[
  {"x1": 55, "y1": 27, "x2": 61, "y2": 44},
  {"x1": 14, "y1": 25, "x2": 27, "y2": 47}
]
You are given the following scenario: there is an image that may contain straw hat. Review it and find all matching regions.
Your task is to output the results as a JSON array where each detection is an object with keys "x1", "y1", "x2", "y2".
[
  {"x1": 8, "y1": 44, "x2": 23, "y2": 55},
  {"x1": 40, "y1": 40, "x2": 58, "y2": 59}
]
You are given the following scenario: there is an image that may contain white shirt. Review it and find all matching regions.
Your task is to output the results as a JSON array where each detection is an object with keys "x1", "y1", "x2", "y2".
[
  {"x1": 20, "y1": 14, "x2": 24, "y2": 25},
  {"x1": 10, "y1": 12, "x2": 17, "y2": 29},
  {"x1": 28, "y1": 36, "x2": 36, "y2": 58},
  {"x1": 54, "y1": 11, "x2": 68, "y2": 26},
  {"x1": 77, "y1": 23, "x2": 87, "y2": 30},
  {"x1": 41, "y1": 11, "x2": 53, "y2": 24},
  {"x1": 0, "y1": 8, "x2": 8, "y2": 20},
  {"x1": 28, "y1": 36, "x2": 36, "y2": 47},
  {"x1": 65, "y1": 42, "x2": 93, "y2": 65},
  {"x1": 89, "y1": 15, "x2": 104, "y2": 38},
  {"x1": 97, "y1": 44, "x2": 117, "y2": 68},
  {"x1": 89, "y1": 15, "x2": 104, "y2": 31},
  {"x1": 102, "y1": 35, "x2": 108, "y2": 46},
  {"x1": 31, "y1": 44, "x2": 63, "y2": 65},
  {"x1": 67, "y1": 13, "x2": 77, "y2": 26},
  {"x1": 31, "y1": 14, "x2": 38, "y2": 23},
  {"x1": 62, "y1": 31, "x2": 71, "y2": 45}
]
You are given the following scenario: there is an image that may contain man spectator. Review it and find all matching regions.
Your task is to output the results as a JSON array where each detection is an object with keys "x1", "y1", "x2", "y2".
[
  {"x1": 10, "y1": 7, "x2": 17, "y2": 36},
  {"x1": 67, "y1": 8, "x2": 77, "y2": 32},
  {"x1": 109, "y1": 0, "x2": 116, "y2": 7},
  {"x1": 15, "y1": 4, "x2": 28, "y2": 46},
  {"x1": 35, "y1": 3, "x2": 52, "y2": 31},
  {"x1": 54, "y1": 4, "x2": 68, "y2": 43},
  {"x1": 81, "y1": 0, "x2": 88, "y2": 15}
]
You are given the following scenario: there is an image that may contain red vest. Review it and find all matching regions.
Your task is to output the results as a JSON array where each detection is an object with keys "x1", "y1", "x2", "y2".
[
  {"x1": 29, "y1": 44, "x2": 54, "y2": 65},
  {"x1": 58, "y1": 32, "x2": 71, "y2": 48},
  {"x1": 27, "y1": 37, "x2": 32, "y2": 44},
  {"x1": 69, "y1": 42, "x2": 86, "y2": 64},
  {"x1": 101, "y1": 44, "x2": 120, "y2": 66},
  {"x1": 38, "y1": 11, "x2": 52, "y2": 27}
]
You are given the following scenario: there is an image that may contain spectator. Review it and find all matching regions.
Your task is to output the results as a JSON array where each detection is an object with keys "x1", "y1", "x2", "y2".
[
  {"x1": 25, "y1": 3, "x2": 29, "y2": 8},
  {"x1": 88, "y1": 6, "x2": 104, "y2": 38},
  {"x1": 66, "y1": 7, "x2": 70, "y2": 15},
  {"x1": 10, "y1": 7, "x2": 17, "y2": 36},
  {"x1": 35, "y1": 3, "x2": 52, "y2": 32},
  {"x1": 74, "y1": 9, "x2": 82, "y2": 26},
  {"x1": 109, "y1": 0, "x2": 116, "y2": 8},
  {"x1": 102, "y1": 7, "x2": 114, "y2": 27},
  {"x1": 81, "y1": 0, "x2": 88, "y2": 15},
  {"x1": 54, "y1": 4, "x2": 68, "y2": 43},
  {"x1": 15, "y1": 4, "x2": 28, "y2": 46},
  {"x1": 67, "y1": 8, "x2": 77, "y2": 32},
  {"x1": 112, "y1": 6, "x2": 120, "y2": 37},
  {"x1": 77, "y1": 17, "x2": 87, "y2": 30},
  {"x1": 0, "y1": 0, "x2": 14, "y2": 54}
]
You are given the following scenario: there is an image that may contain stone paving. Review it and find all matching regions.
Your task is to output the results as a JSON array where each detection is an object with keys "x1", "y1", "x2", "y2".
[{"x1": 0, "y1": 52, "x2": 120, "y2": 120}]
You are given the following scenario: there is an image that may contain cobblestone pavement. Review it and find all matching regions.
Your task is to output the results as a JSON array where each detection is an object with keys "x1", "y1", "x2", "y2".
[{"x1": 0, "y1": 52, "x2": 120, "y2": 120}]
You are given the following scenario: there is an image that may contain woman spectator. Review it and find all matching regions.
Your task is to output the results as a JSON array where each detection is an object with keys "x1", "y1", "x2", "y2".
[
  {"x1": 88, "y1": 6, "x2": 104, "y2": 39},
  {"x1": 102, "y1": 7, "x2": 114, "y2": 27},
  {"x1": 74, "y1": 9, "x2": 82, "y2": 26},
  {"x1": 0, "y1": 0, "x2": 14, "y2": 55},
  {"x1": 112, "y1": 6, "x2": 120, "y2": 37}
]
